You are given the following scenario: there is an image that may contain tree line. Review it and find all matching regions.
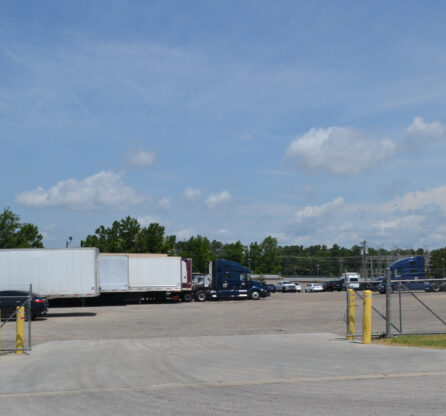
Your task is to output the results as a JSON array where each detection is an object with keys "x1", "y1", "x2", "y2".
[{"x1": 2, "y1": 209, "x2": 445, "y2": 276}]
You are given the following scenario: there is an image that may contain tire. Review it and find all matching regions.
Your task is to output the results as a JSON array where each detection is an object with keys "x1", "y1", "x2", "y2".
[
  {"x1": 195, "y1": 290, "x2": 207, "y2": 302},
  {"x1": 431, "y1": 284, "x2": 441, "y2": 292},
  {"x1": 282, "y1": 288, "x2": 286, "y2": 293},
  {"x1": 182, "y1": 292, "x2": 193, "y2": 302},
  {"x1": 250, "y1": 290, "x2": 260, "y2": 300}
]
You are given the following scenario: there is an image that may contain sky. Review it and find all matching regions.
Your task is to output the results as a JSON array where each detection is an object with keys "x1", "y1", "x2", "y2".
[{"x1": 1, "y1": 0, "x2": 446, "y2": 250}]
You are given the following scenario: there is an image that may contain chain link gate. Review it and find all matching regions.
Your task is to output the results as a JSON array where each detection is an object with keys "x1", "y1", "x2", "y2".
[
  {"x1": 0, "y1": 285, "x2": 33, "y2": 354},
  {"x1": 349, "y1": 279, "x2": 446, "y2": 339}
]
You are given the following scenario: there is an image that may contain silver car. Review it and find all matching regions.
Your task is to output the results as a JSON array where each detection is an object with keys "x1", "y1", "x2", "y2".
[
  {"x1": 289, "y1": 282, "x2": 302, "y2": 292},
  {"x1": 305, "y1": 283, "x2": 324, "y2": 293}
]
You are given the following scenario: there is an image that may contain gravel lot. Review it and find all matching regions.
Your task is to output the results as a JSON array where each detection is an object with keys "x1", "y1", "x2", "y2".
[{"x1": 2, "y1": 290, "x2": 444, "y2": 348}]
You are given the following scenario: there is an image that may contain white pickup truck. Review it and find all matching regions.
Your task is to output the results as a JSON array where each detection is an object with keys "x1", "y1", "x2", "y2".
[{"x1": 339, "y1": 273, "x2": 360, "y2": 290}]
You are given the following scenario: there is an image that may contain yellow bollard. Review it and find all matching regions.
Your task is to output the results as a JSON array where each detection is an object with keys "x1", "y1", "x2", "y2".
[
  {"x1": 363, "y1": 290, "x2": 372, "y2": 344},
  {"x1": 16, "y1": 306, "x2": 25, "y2": 354},
  {"x1": 347, "y1": 289, "x2": 355, "y2": 340}
]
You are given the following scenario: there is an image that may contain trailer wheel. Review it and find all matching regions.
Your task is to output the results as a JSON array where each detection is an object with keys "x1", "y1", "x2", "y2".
[
  {"x1": 250, "y1": 290, "x2": 260, "y2": 300},
  {"x1": 182, "y1": 292, "x2": 193, "y2": 302},
  {"x1": 195, "y1": 291, "x2": 206, "y2": 302}
]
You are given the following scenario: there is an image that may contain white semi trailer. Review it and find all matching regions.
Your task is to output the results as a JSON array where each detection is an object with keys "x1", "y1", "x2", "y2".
[
  {"x1": 98, "y1": 254, "x2": 193, "y2": 301},
  {"x1": 0, "y1": 248, "x2": 99, "y2": 298}
]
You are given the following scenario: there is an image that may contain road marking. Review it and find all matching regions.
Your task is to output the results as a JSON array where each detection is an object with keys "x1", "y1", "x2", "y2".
[{"x1": 2, "y1": 370, "x2": 446, "y2": 398}]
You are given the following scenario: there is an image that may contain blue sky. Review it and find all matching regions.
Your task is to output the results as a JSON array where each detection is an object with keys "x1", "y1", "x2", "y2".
[{"x1": 1, "y1": 0, "x2": 446, "y2": 250}]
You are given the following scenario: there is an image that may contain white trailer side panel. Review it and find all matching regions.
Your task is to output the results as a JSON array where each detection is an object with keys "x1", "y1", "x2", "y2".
[
  {"x1": 0, "y1": 248, "x2": 99, "y2": 298},
  {"x1": 128, "y1": 257, "x2": 182, "y2": 291},
  {"x1": 98, "y1": 255, "x2": 129, "y2": 292}
]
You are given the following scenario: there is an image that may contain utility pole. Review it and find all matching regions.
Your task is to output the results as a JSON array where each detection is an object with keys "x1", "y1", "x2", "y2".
[{"x1": 361, "y1": 240, "x2": 368, "y2": 280}]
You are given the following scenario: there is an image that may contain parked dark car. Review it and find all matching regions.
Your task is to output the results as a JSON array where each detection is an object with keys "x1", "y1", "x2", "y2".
[
  {"x1": 323, "y1": 280, "x2": 343, "y2": 292},
  {"x1": 266, "y1": 284, "x2": 276, "y2": 293},
  {"x1": 250, "y1": 280, "x2": 271, "y2": 297},
  {"x1": 0, "y1": 290, "x2": 48, "y2": 320}
]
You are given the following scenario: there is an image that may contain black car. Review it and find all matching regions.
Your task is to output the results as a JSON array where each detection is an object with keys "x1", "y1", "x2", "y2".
[
  {"x1": 0, "y1": 290, "x2": 48, "y2": 320},
  {"x1": 322, "y1": 280, "x2": 343, "y2": 292},
  {"x1": 266, "y1": 284, "x2": 276, "y2": 293},
  {"x1": 250, "y1": 280, "x2": 271, "y2": 297}
]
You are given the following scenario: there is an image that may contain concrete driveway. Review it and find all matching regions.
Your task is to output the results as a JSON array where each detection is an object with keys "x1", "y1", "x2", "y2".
[{"x1": 1, "y1": 294, "x2": 446, "y2": 415}]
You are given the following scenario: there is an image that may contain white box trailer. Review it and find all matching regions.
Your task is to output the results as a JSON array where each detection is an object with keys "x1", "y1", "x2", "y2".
[
  {"x1": 98, "y1": 254, "x2": 192, "y2": 300},
  {"x1": 128, "y1": 256, "x2": 187, "y2": 292},
  {"x1": 0, "y1": 248, "x2": 99, "y2": 298},
  {"x1": 98, "y1": 255, "x2": 129, "y2": 292},
  {"x1": 98, "y1": 253, "x2": 167, "y2": 292}
]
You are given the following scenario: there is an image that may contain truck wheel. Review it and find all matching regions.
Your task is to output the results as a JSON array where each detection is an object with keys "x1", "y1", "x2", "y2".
[
  {"x1": 431, "y1": 284, "x2": 440, "y2": 292},
  {"x1": 195, "y1": 291, "x2": 206, "y2": 302},
  {"x1": 250, "y1": 290, "x2": 260, "y2": 300},
  {"x1": 182, "y1": 292, "x2": 193, "y2": 302}
]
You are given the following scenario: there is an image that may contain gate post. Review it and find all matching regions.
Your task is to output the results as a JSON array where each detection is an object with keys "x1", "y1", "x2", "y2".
[
  {"x1": 385, "y1": 267, "x2": 392, "y2": 338},
  {"x1": 16, "y1": 306, "x2": 25, "y2": 354},
  {"x1": 346, "y1": 289, "x2": 355, "y2": 340},
  {"x1": 363, "y1": 290, "x2": 372, "y2": 344}
]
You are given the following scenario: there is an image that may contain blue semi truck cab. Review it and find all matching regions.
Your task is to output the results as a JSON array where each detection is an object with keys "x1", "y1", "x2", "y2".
[
  {"x1": 207, "y1": 259, "x2": 269, "y2": 300},
  {"x1": 379, "y1": 255, "x2": 428, "y2": 293}
]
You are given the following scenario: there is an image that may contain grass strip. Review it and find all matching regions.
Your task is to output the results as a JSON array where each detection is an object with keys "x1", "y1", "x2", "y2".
[{"x1": 376, "y1": 334, "x2": 446, "y2": 349}]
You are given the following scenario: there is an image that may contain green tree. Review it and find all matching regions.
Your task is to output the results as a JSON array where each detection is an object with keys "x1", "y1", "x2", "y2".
[
  {"x1": 176, "y1": 235, "x2": 212, "y2": 273},
  {"x1": 81, "y1": 217, "x2": 175, "y2": 254},
  {"x1": 257, "y1": 236, "x2": 281, "y2": 274},
  {"x1": 428, "y1": 248, "x2": 446, "y2": 278},
  {"x1": 0, "y1": 208, "x2": 43, "y2": 248},
  {"x1": 246, "y1": 242, "x2": 262, "y2": 273},
  {"x1": 209, "y1": 240, "x2": 224, "y2": 259},
  {"x1": 136, "y1": 223, "x2": 166, "y2": 253},
  {"x1": 222, "y1": 241, "x2": 246, "y2": 265}
]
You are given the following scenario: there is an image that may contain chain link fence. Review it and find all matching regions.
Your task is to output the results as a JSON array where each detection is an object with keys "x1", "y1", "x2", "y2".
[
  {"x1": 348, "y1": 280, "x2": 446, "y2": 338},
  {"x1": 0, "y1": 286, "x2": 33, "y2": 354}
]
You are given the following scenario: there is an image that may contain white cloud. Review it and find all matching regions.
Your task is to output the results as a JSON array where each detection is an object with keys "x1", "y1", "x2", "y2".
[
  {"x1": 286, "y1": 126, "x2": 397, "y2": 176},
  {"x1": 217, "y1": 228, "x2": 231, "y2": 236},
  {"x1": 138, "y1": 215, "x2": 162, "y2": 227},
  {"x1": 15, "y1": 171, "x2": 144, "y2": 211},
  {"x1": 371, "y1": 215, "x2": 425, "y2": 235},
  {"x1": 205, "y1": 190, "x2": 232, "y2": 210},
  {"x1": 268, "y1": 232, "x2": 296, "y2": 244},
  {"x1": 127, "y1": 150, "x2": 156, "y2": 167},
  {"x1": 182, "y1": 187, "x2": 201, "y2": 201},
  {"x1": 294, "y1": 197, "x2": 344, "y2": 224},
  {"x1": 405, "y1": 117, "x2": 446, "y2": 148},
  {"x1": 281, "y1": 185, "x2": 446, "y2": 249},
  {"x1": 383, "y1": 185, "x2": 446, "y2": 214},
  {"x1": 158, "y1": 197, "x2": 171, "y2": 211},
  {"x1": 175, "y1": 228, "x2": 194, "y2": 241}
]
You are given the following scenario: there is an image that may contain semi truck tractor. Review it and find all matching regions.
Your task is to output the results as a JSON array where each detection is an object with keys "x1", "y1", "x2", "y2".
[
  {"x1": 378, "y1": 256, "x2": 428, "y2": 293},
  {"x1": 202, "y1": 259, "x2": 269, "y2": 301}
]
